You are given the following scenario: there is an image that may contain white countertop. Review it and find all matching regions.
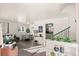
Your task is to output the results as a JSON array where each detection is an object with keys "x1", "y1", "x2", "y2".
[
  {"x1": 46, "y1": 39, "x2": 79, "y2": 48},
  {"x1": 2, "y1": 42, "x2": 16, "y2": 48}
]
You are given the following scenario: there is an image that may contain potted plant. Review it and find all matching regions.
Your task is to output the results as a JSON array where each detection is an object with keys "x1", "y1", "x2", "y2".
[
  {"x1": 26, "y1": 28, "x2": 30, "y2": 33},
  {"x1": 25, "y1": 28, "x2": 30, "y2": 41}
]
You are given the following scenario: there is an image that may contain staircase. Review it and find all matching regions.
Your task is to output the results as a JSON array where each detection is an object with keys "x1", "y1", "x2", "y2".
[
  {"x1": 54, "y1": 26, "x2": 71, "y2": 37},
  {"x1": 46, "y1": 26, "x2": 71, "y2": 40}
]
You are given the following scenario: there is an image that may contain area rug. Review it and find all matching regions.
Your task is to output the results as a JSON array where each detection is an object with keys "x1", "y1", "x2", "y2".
[{"x1": 23, "y1": 46, "x2": 45, "y2": 54}]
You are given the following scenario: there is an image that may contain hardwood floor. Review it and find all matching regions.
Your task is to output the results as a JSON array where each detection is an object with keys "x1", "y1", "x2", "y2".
[{"x1": 16, "y1": 40, "x2": 46, "y2": 56}]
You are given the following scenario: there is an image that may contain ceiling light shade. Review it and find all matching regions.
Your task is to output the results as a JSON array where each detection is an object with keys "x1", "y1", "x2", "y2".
[{"x1": 17, "y1": 14, "x2": 26, "y2": 23}]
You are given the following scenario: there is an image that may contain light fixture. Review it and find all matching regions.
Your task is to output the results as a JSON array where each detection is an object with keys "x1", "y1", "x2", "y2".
[{"x1": 17, "y1": 14, "x2": 26, "y2": 23}]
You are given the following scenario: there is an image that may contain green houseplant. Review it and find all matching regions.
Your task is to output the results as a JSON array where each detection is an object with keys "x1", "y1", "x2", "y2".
[
  {"x1": 3, "y1": 35, "x2": 12, "y2": 44},
  {"x1": 26, "y1": 28, "x2": 30, "y2": 33},
  {"x1": 52, "y1": 35, "x2": 72, "y2": 43}
]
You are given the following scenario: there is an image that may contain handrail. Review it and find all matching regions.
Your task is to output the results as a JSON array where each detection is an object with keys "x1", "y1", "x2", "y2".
[{"x1": 54, "y1": 26, "x2": 71, "y2": 36}]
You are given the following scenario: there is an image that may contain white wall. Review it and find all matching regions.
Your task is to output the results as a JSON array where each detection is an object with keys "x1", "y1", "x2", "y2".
[
  {"x1": 32, "y1": 16, "x2": 77, "y2": 42},
  {"x1": 76, "y1": 18, "x2": 79, "y2": 43},
  {"x1": 0, "y1": 19, "x2": 27, "y2": 35},
  {"x1": 0, "y1": 24, "x2": 3, "y2": 45},
  {"x1": 9, "y1": 22, "x2": 28, "y2": 35},
  {"x1": 9, "y1": 22, "x2": 28, "y2": 40},
  {"x1": 34, "y1": 17, "x2": 69, "y2": 34},
  {"x1": 9, "y1": 22, "x2": 18, "y2": 34},
  {"x1": 62, "y1": 4, "x2": 76, "y2": 41},
  {"x1": 32, "y1": 21, "x2": 46, "y2": 45},
  {"x1": 31, "y1": 17, "x2": 69, "y2": 44},
  {"x1": 68, "y1": 17, "x2": 76, "y2": 41},
  {"x1": 1, "y1": 23, "x2": 8, "y2": 35},
  {"x1": 51, "y1": 18, "x2": 69, "y2": 34},
  {"x1": 76, "y1": 4, "x2": 79, "y2": 43}
]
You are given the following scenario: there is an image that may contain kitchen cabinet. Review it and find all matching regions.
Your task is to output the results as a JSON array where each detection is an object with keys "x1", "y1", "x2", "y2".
[
  {"x1": 0, "y1": 48, "x2": 1, "y2": 56},
  {"x1": 46, "y1": 39, "x2": 79, "y2": 56},
  {"x1": 1, "y1": 46, "x2": 18, "y2": 56}
]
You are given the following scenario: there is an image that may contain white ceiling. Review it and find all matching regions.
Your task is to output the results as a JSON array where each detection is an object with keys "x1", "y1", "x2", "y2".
[{"x1": 0, "y1": 3, "x2": 76, "y2": 23}]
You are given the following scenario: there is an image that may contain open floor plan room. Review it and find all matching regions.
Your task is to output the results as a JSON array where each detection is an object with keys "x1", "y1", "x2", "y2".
[{"x1": 0, "y1": 3, "x2": 79, "y2": 56}]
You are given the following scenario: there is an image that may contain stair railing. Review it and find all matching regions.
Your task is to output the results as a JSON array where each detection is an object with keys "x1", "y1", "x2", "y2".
[{"x1": 53, "y1": 26, "x2": 71, "y2": 38}]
